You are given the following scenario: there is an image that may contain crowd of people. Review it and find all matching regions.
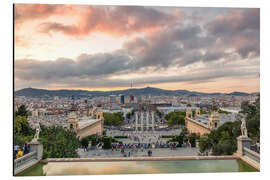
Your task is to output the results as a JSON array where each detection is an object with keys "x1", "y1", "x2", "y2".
[
  {"x1": 111, "y1": 141, "x2": 180, "y2": 156},
  {"x1": 13, "y1": 142, "x2": 31, "y2": 159}
]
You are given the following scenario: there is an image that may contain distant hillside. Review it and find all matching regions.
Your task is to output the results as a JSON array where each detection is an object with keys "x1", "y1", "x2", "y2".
[
  {"x1": 226, "y1": 92, "x2": 250, "y2": 96},
  {"x1": 14, "y1": 87, "x2": 255, "y2": 98}
]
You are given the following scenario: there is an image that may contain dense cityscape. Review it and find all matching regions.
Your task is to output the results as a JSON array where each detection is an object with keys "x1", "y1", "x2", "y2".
[{"x1": 14, "y1": 87, "x2": 257, "y2": 129}]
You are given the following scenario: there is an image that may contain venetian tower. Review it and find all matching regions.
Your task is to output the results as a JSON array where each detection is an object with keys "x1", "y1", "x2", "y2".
[
  {"x1": 67, "y1": 110, "x2": 79, "y2": 132},
  {"x1": 96, "y1": 109, "x2": 104, "y2": 132},
  {"x1": 67, "y1": 100, "x2": 78, "y2": 132},
  {"x1": 195, "y1": 108, "x2": 200, "y2": 116},
  {"x1": 185, "y1": 108, "x2": 193, "y2": 119},
  {"x1": 208, "y1": 111, "x2": 220, "y2": 130}
]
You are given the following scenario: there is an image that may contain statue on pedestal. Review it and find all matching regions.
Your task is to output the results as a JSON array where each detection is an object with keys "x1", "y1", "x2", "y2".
[
  {"x1": 32, "y1": 123, "x2": 41, "y2": 142},
  {"x1": 241, "y1": 116, "x2": 248, "y2": 137}
]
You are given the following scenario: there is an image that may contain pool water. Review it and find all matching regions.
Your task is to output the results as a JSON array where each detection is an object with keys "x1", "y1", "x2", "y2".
[{"x1": 40, "y1": 160, "x2": 257, "y2": 176}]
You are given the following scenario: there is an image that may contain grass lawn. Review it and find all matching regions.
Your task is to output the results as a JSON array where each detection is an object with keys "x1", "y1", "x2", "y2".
[
  {"x1": 237, "y1": 159, "x2": 258, "y2": 172},
  {"x1": 16, "y1": 162, "x2": 47, "y2": 176}
]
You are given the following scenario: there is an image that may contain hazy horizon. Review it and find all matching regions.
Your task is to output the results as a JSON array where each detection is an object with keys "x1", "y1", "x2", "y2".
[
  {"x1": 14, "y1": 4, "x2": 260, "y2": 93},
  {"x1": 15, "y1": 85, "x2": 259, "y2": 94}
]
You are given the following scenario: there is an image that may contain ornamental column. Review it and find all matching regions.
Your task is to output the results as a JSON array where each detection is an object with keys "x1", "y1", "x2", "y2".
[
  {"x1": 151, "y1": 111, "x2": 155, "y2": 131},
  {"x1": 135, "y1": 112, "x2": 138, "y2": 131},
  {"x1": 141, "y1": 112, "x2": 144, "y2": 132},
  {"x1": 146, "y1": 112, "x2": 149, "y2": 130}
]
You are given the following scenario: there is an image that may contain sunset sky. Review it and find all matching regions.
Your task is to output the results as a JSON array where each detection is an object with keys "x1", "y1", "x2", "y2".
[{"x1": 14, "y1": 4, "x2": 260, "y2": 93}]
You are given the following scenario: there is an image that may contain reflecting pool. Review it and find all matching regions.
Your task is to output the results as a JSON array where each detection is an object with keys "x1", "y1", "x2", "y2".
[{"x1": 40, "y1": 160, "x2": 257, "y2": 176}]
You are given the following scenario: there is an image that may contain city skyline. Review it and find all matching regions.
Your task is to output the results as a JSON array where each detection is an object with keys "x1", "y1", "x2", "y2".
[{"x1": 14, "y1": 4, "x2": 260, "y2": 93}]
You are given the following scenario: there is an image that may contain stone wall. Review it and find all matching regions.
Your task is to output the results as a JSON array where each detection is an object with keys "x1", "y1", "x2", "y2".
[{"x1": 185, "y1": 117, "x2": 211, "y2": 136}]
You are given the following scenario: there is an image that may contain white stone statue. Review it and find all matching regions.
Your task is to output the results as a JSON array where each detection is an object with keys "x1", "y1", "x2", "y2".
[
  {"x1": 32, "y1": 123, "x2": 41, "y2": 142},
  {"x1": 241, "y1": 117, "x2": 248, "y2": 137}
]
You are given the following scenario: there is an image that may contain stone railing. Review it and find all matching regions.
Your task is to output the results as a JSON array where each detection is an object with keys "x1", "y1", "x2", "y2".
[
  {"x1": 243, "y1": 147, "x2": 260, "y2": 163},
  {"x1": 14, "y1": 141, "x2": 43, "y2": 175},
  {"x1": 237, "y1": 136, "x2": 260, "y2": 170},
  {"x1": 14, "y1": 151, "x2": 37, "y2": 170}
]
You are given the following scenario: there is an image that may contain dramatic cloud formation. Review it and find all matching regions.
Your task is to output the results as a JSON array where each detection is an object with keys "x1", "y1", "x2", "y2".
[
  {"x1": 37, "y1": 6, "x2": 180, "y2": 36},
  {"x1": 14, "y1": 5, "x2": 260, "y2": 93},
  {"x1": 205, "y1": 9, "x2": 260, "y2": 58},
  {"x1": 14, "y1": 4, "x2": 71, "y2": 27}
]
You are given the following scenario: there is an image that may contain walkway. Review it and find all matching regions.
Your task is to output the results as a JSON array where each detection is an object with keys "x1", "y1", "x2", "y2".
[{"x1": 78, "y1": 147, "x2": 199, "y2": 158}]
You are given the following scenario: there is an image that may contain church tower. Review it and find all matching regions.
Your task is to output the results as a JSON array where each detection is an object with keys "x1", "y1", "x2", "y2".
[{"x1": 208, "y1": 111, "x2": 220, "y2": 130}]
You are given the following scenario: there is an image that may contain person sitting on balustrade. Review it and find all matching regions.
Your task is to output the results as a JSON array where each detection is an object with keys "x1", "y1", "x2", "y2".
[{"x1": 16, "y1": 148, "x2": 23, "y2": 159}]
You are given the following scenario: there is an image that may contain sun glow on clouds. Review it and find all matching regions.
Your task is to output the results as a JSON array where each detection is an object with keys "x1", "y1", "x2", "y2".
[{"x1": 14, "y1": 4, "x2": 260, "y2": 93}]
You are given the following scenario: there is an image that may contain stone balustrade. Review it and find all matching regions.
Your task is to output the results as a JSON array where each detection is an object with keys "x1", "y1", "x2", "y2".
[
  {"x1": 14, "y1": 151, "x2": 38, "y2": 174},
  {"x1": 14, "y1": 141, "x2": 43, "y2": 175},
  {"x1": 243, "y1": 147, "x2": 260, "y2": 163}
]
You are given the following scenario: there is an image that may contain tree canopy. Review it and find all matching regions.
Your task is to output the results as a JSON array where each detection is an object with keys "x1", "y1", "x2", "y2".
[
  {"x1": 38, "y1": 125, "x2": 80, "y2": 158},
  {"x1": 103, "y1": 112, "x2": 124, "y2": 126},
  {"x1": 240, "y1": 94, "x2": 260, "y2": 140},
  {"x1": 14, "y1": 107, "x2": 34, "y2": 147},
  {"x1": 199, "y1": 94, "x2": 260, "y2": 155},
  {"x1": 15, "y1": 105, "x2": 29, "y2": 117},
  {"x1": 165, "y1": 111, "x2": 185, "y2": 126}
]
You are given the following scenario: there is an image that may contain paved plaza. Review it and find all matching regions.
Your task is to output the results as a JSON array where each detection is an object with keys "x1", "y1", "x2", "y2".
[
  {"x1": 78, "y1": 128, "x2": 200, "y2": 158},
  {"x1": 78, "y1": 147, "x2": 199, "y2": 158},
  {"x1": 106, "y1": 129, "x2": 183, "y2": 144}
]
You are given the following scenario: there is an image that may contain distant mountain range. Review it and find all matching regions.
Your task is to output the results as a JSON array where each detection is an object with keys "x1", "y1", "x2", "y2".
[{"x1": 14, "y1": 87, "x2": 258, "y2": 98}]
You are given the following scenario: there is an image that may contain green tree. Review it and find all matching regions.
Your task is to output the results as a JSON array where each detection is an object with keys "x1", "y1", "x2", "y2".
[
  {"x1": 80, "y1": 137, "x2": 89, "y2": 148},
  {"x1": 38, "y1": 125, "x2": 80, "y2": 158},
  {"x1": 103, "y1": 112, "x2": 124, "y2": 126},
  {"x1": 240, "y1": 94, "x2": 260, "y2": 140},
  {"x1": 14, "y1": 107, "x2": 34, "y2": 147},
  {"x1": 165, "y1": 111, "x2": 186, "y2": 126},
  {"x1": 188, "y1": 133, "x2": 199, "y2": 147},
  {"x1": 15, "y1": 105, "x2": 29, "y2": 117},
  {"x1": 176, "y1": 134, "x2": 184, "y2": 146},
  {"x1": 102, "y1": 136, "x2": 112, "y2": 149},
  {"x1": 14, "y1": 115, "x2": 34, "y2": 147},
  {"x1": 199, "y1": 136, "x2": 212, "y2": 153},
  {"x1": 14, "y1": 116, "x2": 34, "y2": 136}
]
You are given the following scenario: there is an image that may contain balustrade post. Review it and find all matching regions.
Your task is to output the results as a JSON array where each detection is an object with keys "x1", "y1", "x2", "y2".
[
  {"x1": 29, "y1": 141, "x2": 43, "y2": 160},
  {"x1": 237, "y1": 136, "x2": 251, "y2": 157}
]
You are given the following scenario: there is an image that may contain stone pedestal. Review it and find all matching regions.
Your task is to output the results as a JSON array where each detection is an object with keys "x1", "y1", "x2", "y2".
[
  {"x1": 237, "y1": 136, "x2": 251, "y2": 156},
  {"x1": 29, "y1": 141, "x2": 43, "y2": 160}
]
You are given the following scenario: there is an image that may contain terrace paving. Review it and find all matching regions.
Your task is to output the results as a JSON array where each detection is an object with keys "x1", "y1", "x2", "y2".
[{"x1": 78, "y1": 147, "x2": 199, "y2": 158}]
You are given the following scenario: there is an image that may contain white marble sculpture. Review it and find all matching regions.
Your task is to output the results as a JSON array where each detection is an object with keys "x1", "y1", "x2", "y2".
[
  {"x1": 241, "y1": 117, "x2": 248, "y2": 137},
  {"x1": 32, "y1": 123, "x2": 41, "y2": 142}
]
